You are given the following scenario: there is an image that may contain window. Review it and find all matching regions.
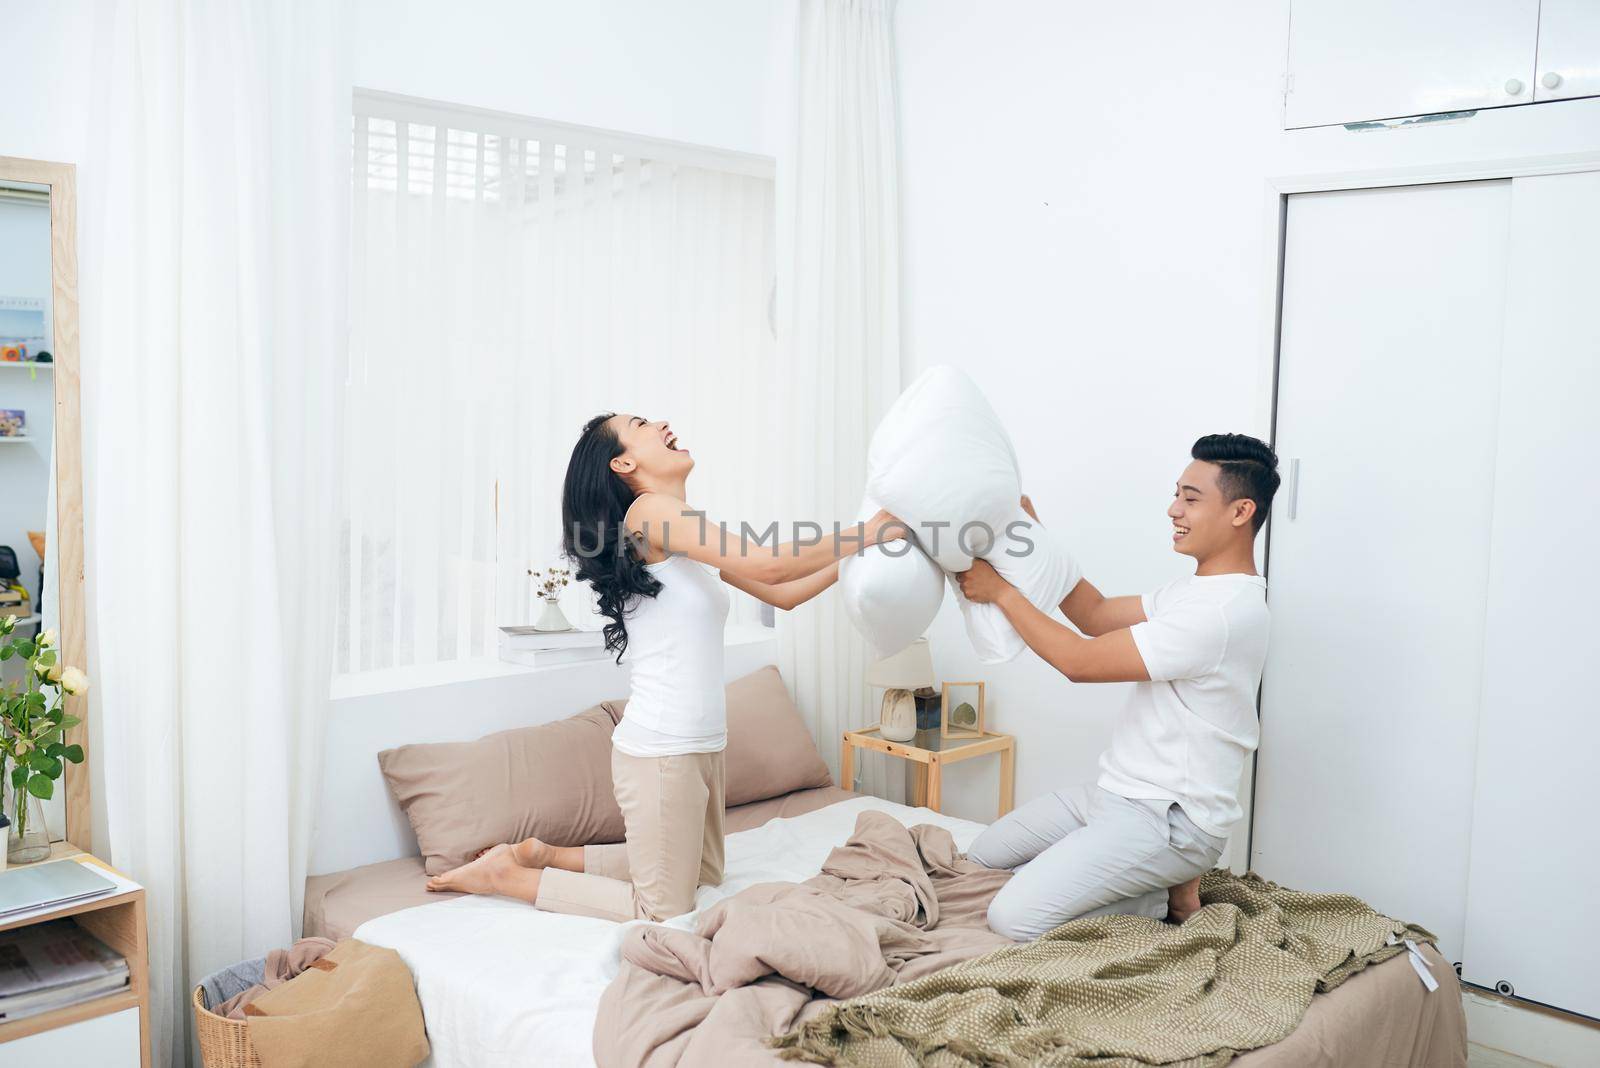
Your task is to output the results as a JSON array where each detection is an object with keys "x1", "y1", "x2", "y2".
[{"x1": 339, "y1": 91, "x2": 777, "y2": 675}]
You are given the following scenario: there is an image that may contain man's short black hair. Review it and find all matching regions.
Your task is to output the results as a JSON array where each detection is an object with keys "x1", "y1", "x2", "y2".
[{"x1": 1191, "y1": 433, "x2": 1280, "y2": 532}]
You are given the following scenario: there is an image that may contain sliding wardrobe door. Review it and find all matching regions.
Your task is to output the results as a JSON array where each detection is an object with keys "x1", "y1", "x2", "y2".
[
  {"x1": 1252, "y1": 181, "x2": 1512, "y2": 960},
  {"x1": 1458, "y1": 170, "x2": 1600, "y2": 1017}
]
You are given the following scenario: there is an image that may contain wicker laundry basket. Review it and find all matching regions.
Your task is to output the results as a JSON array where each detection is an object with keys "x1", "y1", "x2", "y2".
[{"x1": 192, "y1": 985, "x2": 262, "y2": 1068}]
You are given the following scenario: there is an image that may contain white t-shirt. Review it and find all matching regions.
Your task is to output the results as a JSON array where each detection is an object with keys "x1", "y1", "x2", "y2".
[
  {"x1": 1096, "y1": 573, "x2": 1270, "y2": 838},
  {"x1": 610, "y1": 555, "x2": 731, "y2": 758}
]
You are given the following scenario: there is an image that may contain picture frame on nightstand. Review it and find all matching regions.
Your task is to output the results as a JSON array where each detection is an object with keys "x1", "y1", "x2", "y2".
[{"x1": 940, "y1": 681, "x2": 985, "y2": 739}]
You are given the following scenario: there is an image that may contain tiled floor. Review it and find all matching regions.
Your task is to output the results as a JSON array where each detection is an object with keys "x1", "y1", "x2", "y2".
[{"x1": 1467, "y1": 1042, "x2": 1551, "y2": 1067}]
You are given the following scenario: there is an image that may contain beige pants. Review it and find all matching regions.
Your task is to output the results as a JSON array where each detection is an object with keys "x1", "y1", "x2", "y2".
[{"x1": 534, "y1": 748, "x2": 725, "y2": 922}]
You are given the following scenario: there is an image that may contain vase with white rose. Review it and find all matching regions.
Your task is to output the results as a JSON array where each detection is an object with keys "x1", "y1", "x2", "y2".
[
  {"x1": 0, "y1": 616, "x2": 89, "y2": 864},
  {"x1": 529, "y1": 565, "x2": 574, "y2": 632}
]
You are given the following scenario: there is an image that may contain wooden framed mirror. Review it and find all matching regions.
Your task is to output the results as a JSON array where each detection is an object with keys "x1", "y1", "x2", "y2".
[{"x1": 0, "y1": 156, "x2": 86, "y2": 852}]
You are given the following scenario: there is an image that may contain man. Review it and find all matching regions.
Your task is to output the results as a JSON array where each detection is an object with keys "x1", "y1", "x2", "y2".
[{"x1": 956, "y1": 433, "x2": 1278, "y2": 940}]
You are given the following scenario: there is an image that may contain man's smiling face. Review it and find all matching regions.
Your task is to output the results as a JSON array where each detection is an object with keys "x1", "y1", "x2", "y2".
[{"x1": 1167, "y1": 459, "x2": 1253, "y2": 560}]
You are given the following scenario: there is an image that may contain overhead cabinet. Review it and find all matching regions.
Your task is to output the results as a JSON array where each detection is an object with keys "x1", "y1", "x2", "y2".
[
  {"x1": 1285, "y1": 0, "x2": 1600, "y2": 128},
  {"x1": 1533, "y1": 0, "x2": 1600, "y2": 103}
]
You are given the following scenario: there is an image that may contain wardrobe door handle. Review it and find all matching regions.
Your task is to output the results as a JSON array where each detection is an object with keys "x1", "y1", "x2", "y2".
[
  {"x1": 1542, "y1": 72, "x2": 1563, "y2": 90},
  {"x1": 1287, "y1": 458, "x2": 1301, "y2": 521}
]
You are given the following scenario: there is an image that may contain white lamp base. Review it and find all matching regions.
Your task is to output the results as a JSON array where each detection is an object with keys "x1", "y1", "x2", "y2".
[{"x1": 879, "y1": 689, "x2": 917, "y2": 742}]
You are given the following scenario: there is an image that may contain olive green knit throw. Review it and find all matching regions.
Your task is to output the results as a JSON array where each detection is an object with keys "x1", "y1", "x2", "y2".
[{"x1": 772, "y1": 870, "x2": 1434, "y2": 1068}]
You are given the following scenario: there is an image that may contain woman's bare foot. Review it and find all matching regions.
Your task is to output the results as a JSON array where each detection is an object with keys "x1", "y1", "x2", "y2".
[
  {"x1": 426, "y1": 847, "x2": 544, "y2": 902},
  {"x1": 511, "y1": 837, "x2": 554, "y2": 868},
  {"x1": 1167, "y1": 876, "x2": 1203, "y2": 924},
  {"x1": 470, "y1": 837, "x2": 554, "y2": 867},
  {"x1": 428, "y1": 844, "x2": 515, "y2": 893}
]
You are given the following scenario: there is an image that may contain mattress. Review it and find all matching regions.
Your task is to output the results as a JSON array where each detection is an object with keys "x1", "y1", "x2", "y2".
[
  {"x1": 305, "y1": 784, "x2": 856, "y2": 942},
  {"x1": 349, "y1": 794, "x2": 1465, "y2": 1068}
]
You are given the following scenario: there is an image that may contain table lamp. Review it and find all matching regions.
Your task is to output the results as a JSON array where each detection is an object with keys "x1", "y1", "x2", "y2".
[{"x1": 868, "y1": 638, "x2": 935, "y2": 742}]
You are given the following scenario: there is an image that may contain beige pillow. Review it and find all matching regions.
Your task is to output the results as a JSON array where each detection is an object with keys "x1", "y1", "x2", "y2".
[
  {"x1": 378, "y1": 702, "x2": 626, "y2": 876},
  {"x1": 724, "y1": 665, "x2": 834, "y2": 805},
  {"x1": 378, "y1": 666, "x2": 833, "y2": 875}
]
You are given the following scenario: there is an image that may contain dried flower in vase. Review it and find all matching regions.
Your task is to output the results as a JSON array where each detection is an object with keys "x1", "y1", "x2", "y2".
[{"x1": 528, "y1": 565, "x2": 572, "y2": 604}]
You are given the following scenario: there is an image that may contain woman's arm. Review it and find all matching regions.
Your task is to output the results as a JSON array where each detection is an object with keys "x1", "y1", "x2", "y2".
[
  {"x1": 722, "y1": 559, "x2": 841, "y2": 610},
  {"x1": 627, "y1": 494, "x2": 902, "y2": 585}
]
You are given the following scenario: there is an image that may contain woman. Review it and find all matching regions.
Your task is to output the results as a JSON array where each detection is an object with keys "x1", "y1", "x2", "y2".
[{"x1": 426, "y1": 412, "x2": 902, "y2": 921}]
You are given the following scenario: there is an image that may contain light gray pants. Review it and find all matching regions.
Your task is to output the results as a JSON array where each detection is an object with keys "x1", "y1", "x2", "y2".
[{"x1": 968, "y1": 783, "x2": 1227, "y2": 941}]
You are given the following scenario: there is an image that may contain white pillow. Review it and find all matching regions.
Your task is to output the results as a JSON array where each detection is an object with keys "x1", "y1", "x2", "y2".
[
  {"x1": 839, "y1": 497, "x2": 946, "y2": 660},
  {"x1": 950, "y1": 505, "x2": 1081, "y2": 664},
  {"x1": 858, "y1": 366, "x2": 1082, "y2": 664},
  {"x1": 866, "y1": 366, "x2": 1020, "y2": 573}
]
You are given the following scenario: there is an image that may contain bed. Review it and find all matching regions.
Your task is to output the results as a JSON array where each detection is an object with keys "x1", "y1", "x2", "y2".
[
  {"x1": 305, "y1": 665, "x2": 1466, "y2": 1067},
  {"x1": 310, "y1": 791, "x2": 1465, "y2": 1068}
]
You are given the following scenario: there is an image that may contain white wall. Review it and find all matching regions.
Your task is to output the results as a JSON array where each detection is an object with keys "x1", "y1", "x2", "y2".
[
  {"x1": 349, "y1": 0, "x2": 789, "y2": 156},
  {"x1": 1, "y1": 3, "x2": 96, "y2": 165},
  {"x1": 894, "y1": 0, "x2": 1600, "y2": 849}
]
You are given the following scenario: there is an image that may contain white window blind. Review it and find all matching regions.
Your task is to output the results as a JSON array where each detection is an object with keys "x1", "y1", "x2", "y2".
[{"x1": 340, "y1": 91, "x2": 778, "y2": 676}]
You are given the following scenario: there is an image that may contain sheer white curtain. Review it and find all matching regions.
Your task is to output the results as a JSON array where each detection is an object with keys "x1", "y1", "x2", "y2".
[
  {"x1": 776, "y1": 0, "x2": 903, "y2": 796},
  {"x1": 80, "y1": 1, "x2": 349, "y2": 1063},
  {"x1": 342, "y1": 94, "x2": 778, "y2": 675}
]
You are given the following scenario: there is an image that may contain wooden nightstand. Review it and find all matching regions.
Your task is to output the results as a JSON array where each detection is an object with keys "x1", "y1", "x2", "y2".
[
  {"x1": 0, "y1": 852, "x2": 150, "y2": 1067},
  {"x1": 841, "y1": 726, "x2": 1015, "y2": 817}
]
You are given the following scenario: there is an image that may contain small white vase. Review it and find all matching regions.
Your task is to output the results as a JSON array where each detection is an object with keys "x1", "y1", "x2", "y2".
[{"x1": 533, "y1": 598, "x2": 573, "y2": 633}]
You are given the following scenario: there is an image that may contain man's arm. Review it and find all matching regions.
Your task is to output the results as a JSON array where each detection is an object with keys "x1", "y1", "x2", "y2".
[
  {"x1": 1060, "y1": 578, "x2": 1147, "y2": 637},
  {"x1": 956, "y1": 560, "x2": 1150, "y2": 683}
]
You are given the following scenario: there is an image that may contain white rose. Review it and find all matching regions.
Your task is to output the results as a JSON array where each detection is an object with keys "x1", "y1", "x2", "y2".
[
  {"x1": 39, "y1": 627, "x2": 57, "y2": 648},
  {"x1": 45, "y1": 661, "x2": 64, "y2": 682},
  {"x1": 60, "y1": 666, "x2": 90, "y2": 696}
]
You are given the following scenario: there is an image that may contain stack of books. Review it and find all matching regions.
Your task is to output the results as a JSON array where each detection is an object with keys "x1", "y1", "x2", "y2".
[
  {"x1": 0, "y1": 920, "x2": 129, "y2": 1022},
  {"x1": 497, "y1": 626, "x2": 610, "y2": 668},
  {"x1": 0, "y1": 586, "x2": 27, "y2": 618}
]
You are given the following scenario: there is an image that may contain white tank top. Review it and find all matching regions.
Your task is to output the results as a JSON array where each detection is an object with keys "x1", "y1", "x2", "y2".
[{"x1": 610, "y1": 554, "x2": 731, "y2": 757}]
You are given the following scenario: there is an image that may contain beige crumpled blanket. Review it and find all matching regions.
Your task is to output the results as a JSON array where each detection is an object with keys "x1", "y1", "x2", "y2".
[{"x1": 593, "y1": 810, "x2": 1014, "y2": 1067}]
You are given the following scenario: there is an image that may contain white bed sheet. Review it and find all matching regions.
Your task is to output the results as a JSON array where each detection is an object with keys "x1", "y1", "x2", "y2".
[{"x1": 355, "y1": 796, "x2": 988, "y2": 1068}]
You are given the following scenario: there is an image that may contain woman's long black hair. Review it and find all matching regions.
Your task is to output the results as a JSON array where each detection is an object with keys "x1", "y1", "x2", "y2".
[{"x1": 562, "y1": 413, "x2": 663, "y2": 662}]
